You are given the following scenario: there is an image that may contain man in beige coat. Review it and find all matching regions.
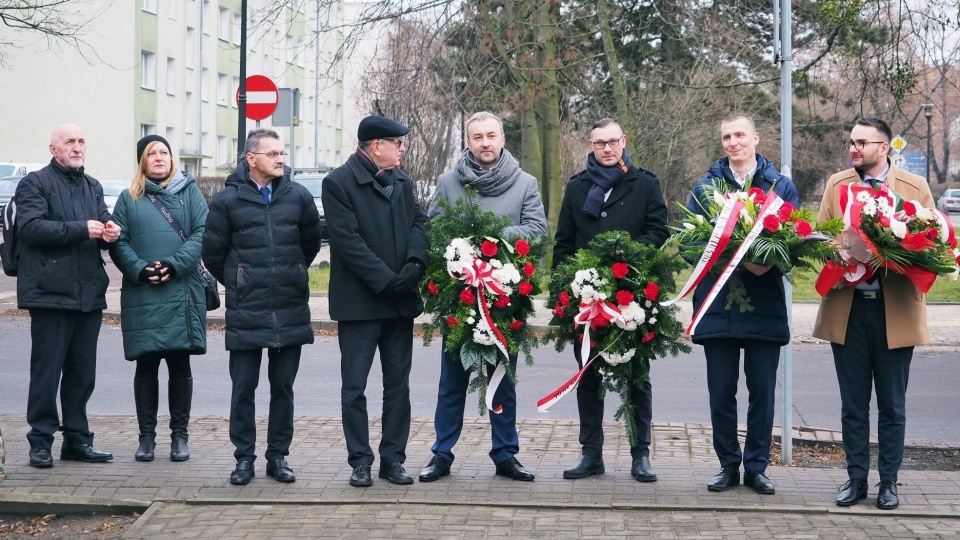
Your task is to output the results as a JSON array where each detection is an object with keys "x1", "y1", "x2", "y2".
[{"x1": 813, "y1": 117, "x2": 933, "y2": 511}]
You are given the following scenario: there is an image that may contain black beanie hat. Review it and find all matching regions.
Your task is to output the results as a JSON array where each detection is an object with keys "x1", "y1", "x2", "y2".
[{"x1": 136, "y1": 134, "x2": 173, "y2": 164}]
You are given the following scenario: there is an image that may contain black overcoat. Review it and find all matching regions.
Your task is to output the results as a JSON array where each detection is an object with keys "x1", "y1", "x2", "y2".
[
  {"x1": 553, "y1": 164, "x2": 670, "y2": 267},
  {"x1": 322, "y1": 153, "x2": 428, "y2": 320}
]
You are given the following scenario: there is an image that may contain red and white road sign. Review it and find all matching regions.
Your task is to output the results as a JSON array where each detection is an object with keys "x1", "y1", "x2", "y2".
[{"x1": 237, "y1": 75, "x2": 279, "y2": 121}]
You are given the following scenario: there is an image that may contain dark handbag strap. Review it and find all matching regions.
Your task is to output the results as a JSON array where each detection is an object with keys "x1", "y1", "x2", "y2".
[{"x1": 146, "y1": 193, "x2": 189, "y2": 243}]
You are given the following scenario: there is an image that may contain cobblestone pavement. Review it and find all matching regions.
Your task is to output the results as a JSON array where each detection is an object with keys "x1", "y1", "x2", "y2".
[{"x1": 1, "y1": 415, "x2": 958, "y2": 538}]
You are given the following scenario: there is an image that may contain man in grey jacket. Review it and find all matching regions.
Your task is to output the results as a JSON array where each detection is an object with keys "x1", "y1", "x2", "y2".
[{"x1": 418, "y1": 111, "x2": 548, "y2": 483}]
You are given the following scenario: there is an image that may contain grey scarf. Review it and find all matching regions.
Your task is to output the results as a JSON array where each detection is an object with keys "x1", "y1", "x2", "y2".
[{"x1": 455, "y1": 148, "x2": 521, "y2": 196}]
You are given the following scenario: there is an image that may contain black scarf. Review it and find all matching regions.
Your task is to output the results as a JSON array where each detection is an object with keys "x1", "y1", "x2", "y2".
[
  {"x1": 582, "y1": 150, "x2": 632, "y2": 217},
  {"x1": 355, "y1": 149, "x2": 398, "y2": 194}
]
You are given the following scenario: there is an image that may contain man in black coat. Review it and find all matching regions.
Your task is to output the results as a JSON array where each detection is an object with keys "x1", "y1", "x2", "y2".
[
  {"x1": 18, "y1": 123, "x2": 120, "y2": 468},
  {"x1": 322, "y1": 116, "x2": 429, "y2": 487},
  {"x1": 553, "y1": 118, "x2": 669, "y2": 482},
  {"x1": 202, "y1": 128, "x2": 321, "y2": 485}
]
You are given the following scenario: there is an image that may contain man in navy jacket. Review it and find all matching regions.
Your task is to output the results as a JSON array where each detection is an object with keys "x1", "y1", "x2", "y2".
[{"x1": 685, "y1": 113, "x2": 799, "y2": 495}]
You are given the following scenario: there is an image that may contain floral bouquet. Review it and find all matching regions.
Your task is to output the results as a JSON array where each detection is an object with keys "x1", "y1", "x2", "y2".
[
  {"x1": 815, "y1": 183, "x2": 959, "y2": 295},
  {"x1": 540, "y1": 231, "x2": 689, "y2": 444},
  {"x1": 421, "y1": 190, "x2": 548, "y2": 414},
  {"x1": 666, "y1": 182, "x2": 842, "y2": 312}
]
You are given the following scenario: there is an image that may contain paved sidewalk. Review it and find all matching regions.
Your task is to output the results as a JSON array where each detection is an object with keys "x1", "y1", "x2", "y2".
[{"x1": 1, "y1": 415, "x2": 958, "y2": 538}]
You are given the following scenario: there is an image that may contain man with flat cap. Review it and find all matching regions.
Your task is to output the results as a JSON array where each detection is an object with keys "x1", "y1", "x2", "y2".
[{"x1": 322, "y1": 115, "x2": 429, "y2": 487}]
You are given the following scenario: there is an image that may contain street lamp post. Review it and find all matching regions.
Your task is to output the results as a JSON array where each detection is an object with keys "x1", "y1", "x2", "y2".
[{"x1": 921, "y1": 103, "x2": 934, "y2": 183}]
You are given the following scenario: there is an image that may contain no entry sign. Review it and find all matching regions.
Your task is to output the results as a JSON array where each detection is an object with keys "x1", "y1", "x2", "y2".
[{"x1": 237, "y1": 75, "x2": 279, "y2": 121}]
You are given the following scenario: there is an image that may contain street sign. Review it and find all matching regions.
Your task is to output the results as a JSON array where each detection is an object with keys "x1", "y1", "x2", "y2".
[
  {"x1": 237, "y1": 75, "x2": 279, "y2": 121},
  {"x1": 891, "y1": 135, "x2": 907, "y2": 153},
  {"x1": 892, "y1": 154, "x2": 906, "y2": 167}
]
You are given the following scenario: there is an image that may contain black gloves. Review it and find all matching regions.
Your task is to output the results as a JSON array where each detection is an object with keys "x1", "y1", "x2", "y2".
[
  {"x1": 139, "y1": 261, "x2": 175, "y2": 284},
  {"x1": 158, "y1": 260, "x2": 176, "y2": 279},
  {"x1": 138, "y1": 266, "x2": 156, "y2": 283},
  {"x1": 394, "y1": 261, "x2": 424, "y2": 294}
]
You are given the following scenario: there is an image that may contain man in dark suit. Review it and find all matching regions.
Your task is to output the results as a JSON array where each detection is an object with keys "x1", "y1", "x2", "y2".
[
  {"x1": 203, "y1": 128, "x2": 321, "y2": 486},
  {"x1": 814, "y1": 117, "x2": 934, "y2": 510},
  {"x1": 322, "y1": 116, "x2": 429, "y2": 487},
  {"x1": 552, "y1": 118, "x2": 669, "y2": 482}
]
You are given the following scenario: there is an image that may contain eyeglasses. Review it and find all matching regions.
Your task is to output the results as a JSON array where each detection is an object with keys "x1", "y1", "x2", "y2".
[
  {"x1": 380, "y1": 138, "x2": 404, "y2": 147},
  {"x1": 249, "y1": 151, "x2": 287, "y2": 159},
  {"x1": 846, "y1": 140, "x2": 885, "y2": 150},
  {"x1": 590, "y1": 136, "x2": 624, "y2": 150}
]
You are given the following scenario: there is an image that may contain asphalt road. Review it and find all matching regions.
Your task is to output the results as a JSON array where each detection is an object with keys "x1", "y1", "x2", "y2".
[{"x1": 1, "y1": 314, "x2": 958, "y2": 445}]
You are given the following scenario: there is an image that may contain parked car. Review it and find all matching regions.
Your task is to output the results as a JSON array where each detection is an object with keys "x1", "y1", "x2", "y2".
[
  {"x1": 292, "y1": 169, "x2": 328, "y2": 243},
  {"x1": 0, "y1": 175, "x2": 23, "y2": 229},
  {"x1": 936, "y1": 189, "x2": 960, "y2": 214},
  {"x1": 100, "y1": 181, "x2": 129, "y2": 216},
  {"x1": 0, "y1": 163, "x2": 44, "y2": 177}
]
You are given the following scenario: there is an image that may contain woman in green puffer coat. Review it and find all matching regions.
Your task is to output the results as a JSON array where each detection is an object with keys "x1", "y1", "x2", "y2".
[{"x1": 109, "y1": 135, "x2": 208, "y2": 463}]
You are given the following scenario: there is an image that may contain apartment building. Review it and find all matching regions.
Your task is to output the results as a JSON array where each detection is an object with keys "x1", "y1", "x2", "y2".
[{"x1": 0, "y1": 0, "x2": 346, "y2": 180}]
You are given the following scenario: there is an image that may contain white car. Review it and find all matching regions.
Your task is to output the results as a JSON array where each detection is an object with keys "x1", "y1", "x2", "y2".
[
  {"x1": 100, "y1": 181, "x2": 129, "y2": 216},
  {"x1": 0, "y1": 162, "x2": 44, "y2": 177},
  {"x1": 936, "y1": 189, "x2": 960, "y2": 214}
]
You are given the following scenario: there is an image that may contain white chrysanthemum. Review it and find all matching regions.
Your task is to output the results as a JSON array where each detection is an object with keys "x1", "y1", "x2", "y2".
[
  {"x1": 445, "y1": 238, "x2": 475, "y2": 262},
  {"x1": 572, "y1": 268, "x2": 605, "y2": 300},
  {"x1": 600, "y1": 348, "x2": 636, "y2": 366},
  {"x1": 651, "y1": 308, "x2": 659, "y2": 315},
  {"x1": 877, "y1": 198, "x2": 894, "y2": 217},
  {"x1": 649, "y1": 317, "x2": 657, "y2": 325},
  {"x1": 447, "y1": 259, "x2": 469, "y2": 275},
  {"x1": 492, "y1": 263, "x2": 521, "y2": 285},
  {"x1": 615, "y1": 302, "x2": 646, "y2": 331},
  {"x1": 856, "y1": 191, "x2": 872, "y2": 203},
  {"x1": 466, "y1": 317, "x2": 476, "y2": 325},
  {"x1": 888, "y1": 219, "x2": 908, "y2": 239},
  {"x1": 488, "y1": 259, "x2": 503, "y2": 269},
  {"x1": 645, "y1": 300, "x2": 652, "y2": 308},
  {"x1": 469, "y1": 309, "x2": 477, "y2": 316},
  {"x1": 472, "y1": 319, "x2": 496, "y2": 346},
  {"x1": 862, "y1": 199, "x2": 877, "y2": 217},
  {"x1": 913, "y1": 207, "x2": 933, "y2": 222}
]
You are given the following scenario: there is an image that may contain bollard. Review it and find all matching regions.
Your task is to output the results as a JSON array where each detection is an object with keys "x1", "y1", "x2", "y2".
[{"x1": 0, "y1": 426, "x2": 6, "y2": 480}]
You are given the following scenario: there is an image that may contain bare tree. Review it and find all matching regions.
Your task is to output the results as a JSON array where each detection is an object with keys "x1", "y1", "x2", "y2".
[{"x1": 0, "y1": 1, "x2": 110, "y2": 67}]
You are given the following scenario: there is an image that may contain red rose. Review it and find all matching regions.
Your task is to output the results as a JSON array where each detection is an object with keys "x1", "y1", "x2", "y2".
[
  {"x1": 777, "y1": 203, "x2": 796, "y2": 222},
  {"x1": 902, "y1": 201, "x2": 918, "y2": 217},
  {"x1": 494, "y1": 295, "x2": 510, "y2": 309},
  {"x1": 615, "y1": 290, "x2": 635, "y2": 306},
  {"x1": 901, "y1": 232, "x2": 935, "y2": 252},
  {"x1": 514, "y1": 239, "x2": 530, "y2": 257},
  {"x1": 559, "y1": 291, "x2": 571, "y2": 307},
  {"x1": 446, "y1": 316, "x2": 458, "y2": 326},
  {"x1": 593, "y1": 317, "x2": 610, "y2": 328},
  {"x1": 642, "y1": 331, "x2": 656, "y2": 343},
  {"x1": 925, "y1": 228, "x2": 939, "y2": 240},
  {"x1": 518, "y1": 281, "x2": 533, "y2": 296},
  {"x1": 643, "y1": 282, "x2": 659, "y2": 301},
  {"x1": 950, "y1": 237, "x2": 958, "y2": 249},
  {"x1": 523, "y1": 262, "x2": 536, "y2": 277},
  {"x1": 553, "y1": 304, "x2": 565, "y2": 318},
  {"x1": 460, "y1": 288, "x2": 476, "y2": 305},
  {"x1": 427, "y1": 280, "x2": 439, "y2": 296},
  {"x1": 509, "y1": 320, "x2": 523, "y2": 331},
  {"x1": 481, "y1": 240, "x2": 498, "y2": 258},
  {"x1": 795, "y1": 220, "x2": 813, "y2": 238},
  {"x1": 612, "y1": 262, "x2": 629, "y2": 279},
  {"x1": 762, "y1": 214, "x2": 781, "y2": 233}
]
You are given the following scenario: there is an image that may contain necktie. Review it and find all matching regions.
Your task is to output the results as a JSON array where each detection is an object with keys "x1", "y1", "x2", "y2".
[
  {"x1": 866, "y1": 178, "x2": 880, "y2": 190},
  {"x1": 260, "y1": 186, "x2": 271, "y2": 204}
]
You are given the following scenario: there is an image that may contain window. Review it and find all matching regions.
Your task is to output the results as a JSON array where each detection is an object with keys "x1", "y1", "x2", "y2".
[
  {"x1": 200, "y1": 68, "x2": 209, "y2": 102},
  {"x1": 233, "y1": 14, "x2": 242, "y2": 46},
  {"x1": 218, "y1": 8, "x2": 230, "y2": 41},
  {"x1": 296, "y1": 38, "x2": 304, "y2": 67},
  {"x1": 286, "y1": 36, "x2": 294, "y2": 64},
  {"x1": 201, "y1": 0, "x2": 211, "y2": 35},
  {"x1": 142, "y1": 0, "x2": 158, "y2": 13},
  {"x1": 185, "y1": 27, "x2": 196, "y2": 68},
  {"x1": 165, "y1": 57, "x2": 176, "y2": 95},
  {"x1": 185, "y1": 92, "x2": 195, "y2": 133},
  {"x1": 217, "y1": 73, "x2": 228, "y2": 105},
  {"x1": 141, "y1": 51, "x2": 156, "y2": 89},
  {"x1": 167, "y1": 0, "x2": 176, "y2": 19},
  {"x1": 217, "y1": 136, "x2": 228, "y2": 166},
  {"x1": 141, "y1": 124, "x2": 156, "y2": 138},
  {"x1": 273, "y1": 30, "x2": 281, "y2": 60},
  {"x1": 232, "y1": 76, "x2": 240, "y2": 108},
  {"x1": 165, "y1": 128, "x2": 176, "y2": 156},
  {"x1": 202, "y1": 132, "x2": 211, "y2": 159}
]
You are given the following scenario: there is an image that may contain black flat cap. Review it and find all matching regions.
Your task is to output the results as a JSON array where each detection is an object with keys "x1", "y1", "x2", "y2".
[{"x1": 358, "y1": 115, "x2": 409, "y2": 142}]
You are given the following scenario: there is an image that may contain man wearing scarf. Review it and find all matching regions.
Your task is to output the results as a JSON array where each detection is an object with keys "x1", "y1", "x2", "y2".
[
  {"x1": 418, "y1": 112, "x2": 547, "y2": 483},
  {"x1": 552, "y1": 118, "x2": 669, "y2": 482},
  {"x1": 323, "y1": 115, "x2": 429, "y2": 488}
]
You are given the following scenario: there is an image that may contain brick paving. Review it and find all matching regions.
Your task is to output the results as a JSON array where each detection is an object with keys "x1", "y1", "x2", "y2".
[{"x1": 1, "y1": 415, "x2": 958, "y2": 538}]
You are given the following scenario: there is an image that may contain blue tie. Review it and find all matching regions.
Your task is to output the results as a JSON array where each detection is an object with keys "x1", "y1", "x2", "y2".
[
  {"x1": 866, "y1": 178, "x2": 880, "y2": 190},
  {"x1": 260, "y1": 186, "x2": 271, "y2": 204}
]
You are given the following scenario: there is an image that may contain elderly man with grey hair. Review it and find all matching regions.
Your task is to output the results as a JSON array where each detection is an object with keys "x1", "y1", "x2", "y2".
[{"x1": 418, "y1": 111, "x2": 548, "y2": 483}]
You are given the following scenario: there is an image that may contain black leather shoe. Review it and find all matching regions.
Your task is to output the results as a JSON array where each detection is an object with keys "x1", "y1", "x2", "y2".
[
  {"x1": 631, "y1": 456, "x2": 657, "y2": 482},
  {"x1": 379, "y1": 462, "x2": 414, "y2": 485},
  {"x1": 229, "y1": 460, "x2": 255, "y2": 485},
  {"x1": 743, "y1": 470, "x2": 775, "y2": 495},
  {"x1": 563, "y1": 455, "x2": 605, "y2": 479},
  {"x1": 836, "y1": 478, "x2": 868, "y2": 506},
  {"x1": 135, "y1": 436, "x2": 156, "y2": 462},
  {"x1": 495, "y1": 457, "x2": 535, "y2": 481},
  {"x1": 876, "y1": 480, "x2": 899, "y2": 510},
  {"x1": 418, "y1": 455, "x2": 451, "y2": 482},
  {"x1": 707, "y1": 466, "x2": 740, "y2": 492},
  {"x1": 350, "y1": 464, "x2": 373, "y2": 487},
  {"x1": 266, "y1": 458, "x2": 296, "y2": 483},
  {"x1": 29, "y1": 448, "x2": 53, "y2": 469},
  {"x1": 60, "y1": 442, "x2": 113, "y2": 463}
]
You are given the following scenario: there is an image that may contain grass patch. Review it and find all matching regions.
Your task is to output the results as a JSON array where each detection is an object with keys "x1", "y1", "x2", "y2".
[{"x1": 308, "y1": 265, "x2": 330, "y2": 291}]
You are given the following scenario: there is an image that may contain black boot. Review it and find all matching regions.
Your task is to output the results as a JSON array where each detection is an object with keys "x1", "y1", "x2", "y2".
[
  {"x1": 133, "y1": 378, "x2": 158, "y2": 462},
  {"x1": 169, "y1": 377, "x2": 193, "y2": 462}
]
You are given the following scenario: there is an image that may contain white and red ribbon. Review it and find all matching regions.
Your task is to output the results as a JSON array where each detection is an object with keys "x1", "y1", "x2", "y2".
[{"x1": 456, "y1": 257, "x2": 508, "y2": 296}]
